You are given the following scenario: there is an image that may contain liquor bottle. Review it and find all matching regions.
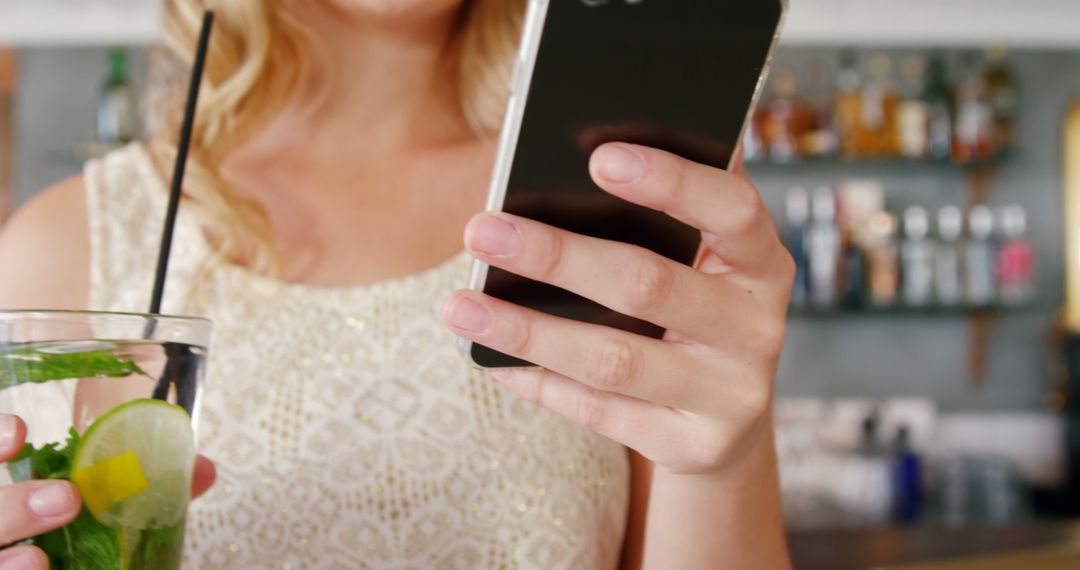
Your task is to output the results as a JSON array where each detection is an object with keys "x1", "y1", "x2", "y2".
[
  {"x1": 901, "y1": 206, "x2": 935, "y2": 307},
  {"x1": 996, "y1": 205, "x2": 1035, "y2": 305},
  {"x1": 801, "y1": 61, "x2": 839, "y2": 158},
  {"x1": 857, "y1": 54, "x2": 899, "y2": 158},
  {"x1": 890, "y1": 425, "x2": 923, "y2": 525},
  {"x1": 953, "y1": 54, "x2": 994, "y2": 164},
  {"x1": 808, "y1": 187, "x2": 841, "y2": 310},
  {"x1": 835, "y1": 51, "x2": 863, "y2": 159},
  {"x1": 762, "y1": 67, "x2": 812, "y2": 162},
  {"x1": 786, "y1": 187, "x2": 811, "y2": 309},
  {"x1": 965, "y1": 205, "x2": 998, "y2": 306},
  {"x1": 896, "y1": 56, "x2": 930, "y2": 159},
  {"x1": 924, "y1": 55, "x2": 954, "y2": 161},
  {"x1": 840, "y1": 223, "x2": 867, "y2": 309},
  {"x1": 97, "y1": 48, "x2": 136, "y2": 145},
  {"x1": 867, "y1": 211, "x2": 900, "y2": 308},
  {"x1": 983, "y1": 44, "x2": 1017, "y2": 154},
  {"x1": 933, "y1": 206, "x2": 965, "y2": 307}
]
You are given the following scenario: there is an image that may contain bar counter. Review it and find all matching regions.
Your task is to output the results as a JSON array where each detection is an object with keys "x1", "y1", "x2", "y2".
[{"x1": 789, "y1": 522, "x2": 1080, "y2": 569}]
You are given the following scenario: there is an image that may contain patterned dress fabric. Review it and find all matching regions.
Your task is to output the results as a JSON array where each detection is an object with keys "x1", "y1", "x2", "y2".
[{"x1": 83, "y1": 144, "x2": 630, "y2": 569}]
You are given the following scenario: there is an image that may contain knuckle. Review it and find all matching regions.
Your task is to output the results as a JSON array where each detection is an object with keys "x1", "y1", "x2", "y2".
[
  {"x1": 503, "y1": 311, "x2": 536, "y2": 357},
  {"x1": 529, "y1": 228, "x2": 567, "y2": 281},
  {"x1": 661, "y1": 154, "x2": 690, "y2": 205},
  {"x1": 683, "y1": 429, "x2": 729, "y2": 472},
  {"x1": 755, "y1": 317, "x2": 788, "y2": 357},
  {"x1": 588, "y1": 337, "x2": 640, "y2": 391},
  {"x1": 523, "y1": 372, "x2": 546, "y2": 406},
  {"x1": 727, "y1": 183, "x2": 767, "y2": 237},
  {"x1": 575, "y1": 393, "x2": 608, "y2": 431},
  {"x1": 740, "y1": 382, "x2": 774, "y2": 420},
  {"x1": 777, "y1": 249, "x2": 797, "y2": 284},
  {"x1": 624, "y1": 255, "x2": 675, "y2": 315}
]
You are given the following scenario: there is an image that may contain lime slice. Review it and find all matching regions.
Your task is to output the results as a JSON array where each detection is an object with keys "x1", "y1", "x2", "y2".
[{"x1": 71, "y1": 399, "x2": 195, "y2": 530}]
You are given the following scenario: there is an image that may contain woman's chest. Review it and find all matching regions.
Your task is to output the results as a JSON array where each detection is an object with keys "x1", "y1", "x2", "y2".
[{"x1": 185, "y1": 292, "x2": 632, "y2": 568}]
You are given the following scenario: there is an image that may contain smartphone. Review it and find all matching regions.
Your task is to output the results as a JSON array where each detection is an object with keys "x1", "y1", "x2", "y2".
[{"x1": 465, "y1": 0, "x2": 787, "y2": 368}]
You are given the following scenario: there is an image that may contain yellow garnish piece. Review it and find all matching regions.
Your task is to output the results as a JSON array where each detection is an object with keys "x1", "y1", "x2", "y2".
[{"x1": 71, "y1": 451, "x2": 150, "y2": 516}]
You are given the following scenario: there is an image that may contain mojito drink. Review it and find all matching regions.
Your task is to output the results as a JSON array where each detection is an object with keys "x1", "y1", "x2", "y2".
[{"x1": 0, "y1": 312, "x2": 210, "y2": 570}]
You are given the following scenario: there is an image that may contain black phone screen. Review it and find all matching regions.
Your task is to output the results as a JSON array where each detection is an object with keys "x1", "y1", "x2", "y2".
[{"x1": 473, "y1": 0, "x2": 783, "y2": 368}]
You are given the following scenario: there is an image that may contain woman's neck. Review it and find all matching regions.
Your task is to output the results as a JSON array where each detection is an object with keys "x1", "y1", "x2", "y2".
[{"x1": 265, "y1": 3, "x2": 473, "y2": 159}]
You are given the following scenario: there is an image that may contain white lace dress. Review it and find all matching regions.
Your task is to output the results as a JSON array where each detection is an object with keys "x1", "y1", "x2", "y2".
[{"x1": 83, "y1": 144, "x2": 630, "y2": 570}]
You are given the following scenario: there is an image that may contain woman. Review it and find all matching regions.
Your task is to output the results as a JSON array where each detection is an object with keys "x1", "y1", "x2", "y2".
[{"x1": 0, "y1": 0, "x2": 794, "y2": 568}]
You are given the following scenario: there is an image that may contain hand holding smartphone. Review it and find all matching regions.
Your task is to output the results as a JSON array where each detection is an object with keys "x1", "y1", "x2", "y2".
[{"x1": 465, "y1": 0, "x2": 787, "y2": 368}]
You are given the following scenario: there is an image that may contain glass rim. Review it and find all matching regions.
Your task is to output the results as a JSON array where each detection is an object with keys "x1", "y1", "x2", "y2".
[{"x1": 0, "y1": 309, "x2": 211, "y2": 328}]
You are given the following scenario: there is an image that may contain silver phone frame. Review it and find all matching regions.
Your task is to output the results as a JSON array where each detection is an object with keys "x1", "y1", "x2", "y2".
[{"x1": 460, "y1": 0, "x2": 790, "y2": 368}]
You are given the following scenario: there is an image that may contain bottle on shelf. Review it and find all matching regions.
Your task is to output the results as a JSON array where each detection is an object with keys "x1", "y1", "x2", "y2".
[
  {"x1": 866, "y1": 211, "x2": 901, "y2": 308},
  {"x1": 808, "y1": 187, "x2": 841, "y2": 310},
  {"x1": 801, "y1": 61, "x2": 839, "y2": 158},
  {"x1": 96, "y1": 48, "x2": 136, "y2": 145},
  {"x1": 857, "y1": 54, "x2": 899, "y2": 158},
  {"x1": 762, "y1": 67, "x2": 813, "y2": 163},
  {"x1": 923, "y1": 55, "x2": 955, "y2": 161},
  {"x1": 952, "y1": 54, "x2": 995, "y2": 164},
  {"x1": 896, "y1": 56, "x2": 931, "y2": 159},
  {"x1": 965, "y1": 205, "x2": 998, "y2": 306},
  {"x1": 901, "y1": 206, "x2": 935, "y2": 308},
  {"x1": 995, "y1": 205, "x2": 1035, "y2": 305},
  {"x1": 983, "y1": 44, "x2": 1018, "y2": 153},
  {"x1": 933, "y1": 206, "x2": 965, "y2": 307},
  {"x1": 834, "y1": 51, "x2": 863, "y2": 160},
  {"x1": 785, "y1": 187, "x2": 811, "y2": 309},
  {"x1": 890, "y1": 425, "x2": 923, "y2": 525},
  {"x1": 840, "y1": 221, "x2": 867, "y2": 309}
]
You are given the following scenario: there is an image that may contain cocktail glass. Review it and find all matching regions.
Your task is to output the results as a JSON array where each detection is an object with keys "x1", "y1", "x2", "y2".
[{"x1": 0, "y1": 310, "x2": 211, "y2": 570}]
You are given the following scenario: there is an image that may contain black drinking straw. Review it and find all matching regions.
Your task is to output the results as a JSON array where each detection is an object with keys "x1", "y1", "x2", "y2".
[
  {"x1": 149, "y1": 10, "x2": 215, "y2": 315},
  {"x1": 149, "y1": 11, "x2": 214, "y2": 403}
]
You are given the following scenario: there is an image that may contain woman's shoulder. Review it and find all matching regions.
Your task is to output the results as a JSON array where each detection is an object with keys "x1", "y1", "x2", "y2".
[{"x1": 0, "y1": 175, "x2": 89, "y2": 310}]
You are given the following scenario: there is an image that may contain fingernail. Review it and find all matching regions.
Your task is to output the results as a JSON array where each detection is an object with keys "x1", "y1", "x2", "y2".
[
  {"x1": 0, "y1": 547, "x2": 43, "y2": 570},
  {"x1": 28, "y1": 482, "x2": 75, "y2": 518},
  {"x1": 595, "y1": 144, "x2": 645, "y2": 183},
  {"x1": 447, "y1": 297, "x2": 492, "y2": 334},
  {"x1": 468, "y1": 215, "x2": 520, "y2": 257},
  {"x1": 0, "y1": 415, "x2": 15, "y2": 448}
]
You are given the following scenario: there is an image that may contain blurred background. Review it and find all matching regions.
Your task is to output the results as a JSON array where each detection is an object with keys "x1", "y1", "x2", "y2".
[{"x1": 3, "y1": 0, "x2": 1080, "y2": 568}]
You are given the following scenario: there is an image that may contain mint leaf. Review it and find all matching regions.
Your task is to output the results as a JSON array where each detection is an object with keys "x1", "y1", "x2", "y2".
[
  {"x1": 13, "y1": 429, "x2": 81, "y2": 481},
  {"x1": 17, "y1": 429, "x2": 123, "y2": 569},
  {"x1": 0, "y1": 342, "x2": 146, "y2": 387},
  {"x1": 34, "y1": 508, "x2": 122, "y2": 570},
  {"x1": 126, "y1": 523, "x2": 185, "y2": 570}
]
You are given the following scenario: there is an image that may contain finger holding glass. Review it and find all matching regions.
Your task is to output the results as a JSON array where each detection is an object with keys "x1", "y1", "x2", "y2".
[{"x1": 0, "y1": 414, "x2": 80, "y2": 570}]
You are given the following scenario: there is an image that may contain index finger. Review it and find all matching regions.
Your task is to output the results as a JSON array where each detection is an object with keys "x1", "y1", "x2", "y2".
[
  {"x1": 589, "y1": 143, "x2": 786, "y2": 277},
  {"x1": 1, "y1": 415, "x2": 26, "y2": 463}
]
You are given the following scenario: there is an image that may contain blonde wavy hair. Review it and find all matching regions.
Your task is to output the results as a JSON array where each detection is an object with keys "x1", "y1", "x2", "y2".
[{"x1": 149, "y1": 0, "x2": 526, "y2": 274}]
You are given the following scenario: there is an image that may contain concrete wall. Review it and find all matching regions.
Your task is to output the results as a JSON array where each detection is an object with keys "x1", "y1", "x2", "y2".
[{"x1": 13, "y1": 47, "x2": 147, "y2": 205}]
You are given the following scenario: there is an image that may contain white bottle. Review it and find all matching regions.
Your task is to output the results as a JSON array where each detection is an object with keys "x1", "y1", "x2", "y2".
[
  {"x1": 901, "y1": 206, "x2": 935, "y2": 307},
  {"x1": 996, "y1": 205, "x2": 1035, "y2": 305},
  {"x1": 786, "y1": 188, "x2": 811, "y2": 309},
  {"x1": 965, "y1": 205, "x2": 997, "y2": 306},
  {"x1": 807, "y1": 188, "x2": 841, "y2": 310},
  {"x1": 933, "y1": 206, "x2": 965, "y2": 307}
]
